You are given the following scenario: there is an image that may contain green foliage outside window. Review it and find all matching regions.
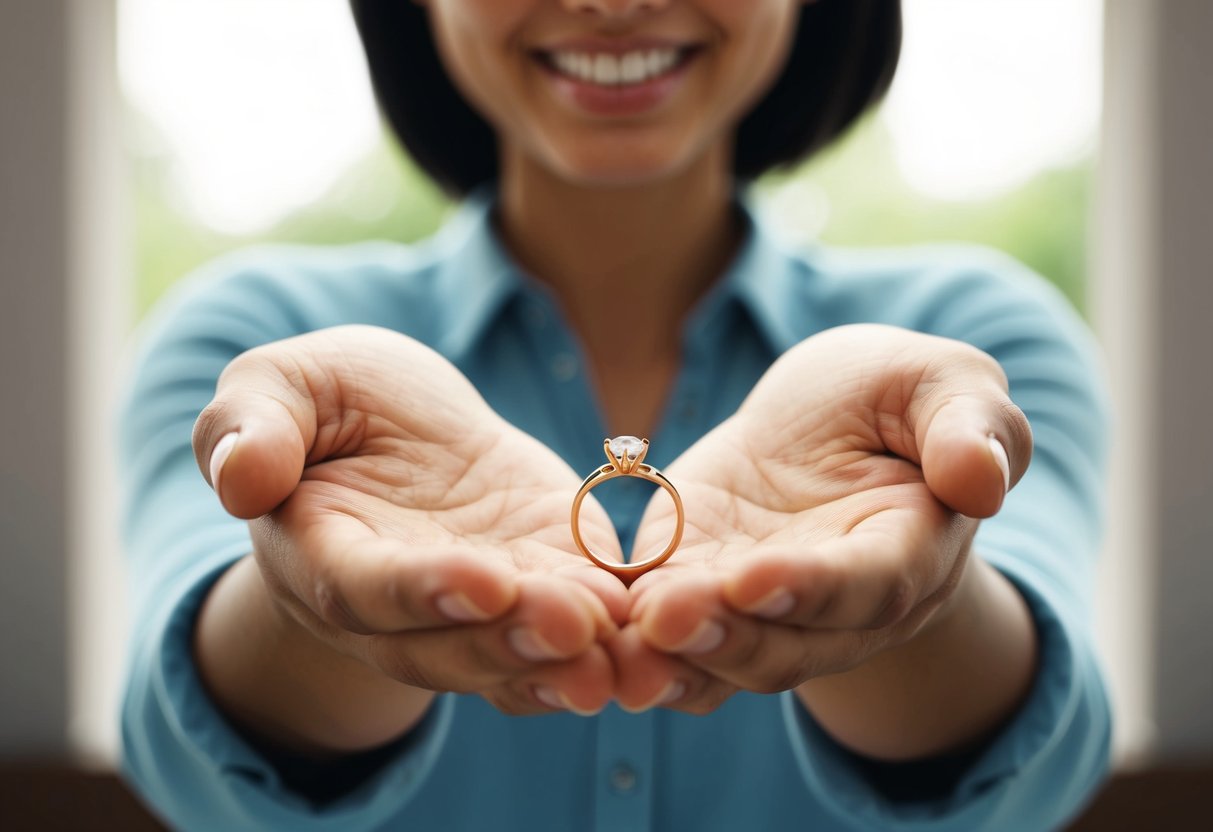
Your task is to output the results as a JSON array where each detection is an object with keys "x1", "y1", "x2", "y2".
[{"x1": 131, "y1": 109, "x2": 1090, "y2": 322}]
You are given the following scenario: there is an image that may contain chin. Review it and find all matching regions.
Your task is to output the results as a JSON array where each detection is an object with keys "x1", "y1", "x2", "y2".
[
  {"x1": 545, "y1": 143, "x2": 704, "y2": 190},
  {"x1": 559, "y1": 166, "x2": 680, "y2": 189}
]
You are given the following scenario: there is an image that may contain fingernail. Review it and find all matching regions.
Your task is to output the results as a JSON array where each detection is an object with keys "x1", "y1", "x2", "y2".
[
  {"x1": 435, "y1": 592, "x2": 491, "y2": 623},
  {"x1": 674, "y1": 619, "x2": 725, "y2": 654},
  {"x1": 658, "y1": 680, "x2": 687, "y2": 706},
  {"x1": 509, "y1": 627, "x2": 562, "y2": 662},
  {"x1": 988, "y1": 434, "x2": 1011, "y2": 492},
  {"x1": 534, "y1": 686, "x2": 600, "y2": 716},
  {"x1": 743, "y1": 587, "x2": 794, "y2": 619},
  {"x1": 534, "y1": 686, "x2": 565, "y2": 710},
  {"x1": 209, "y1": 432, "x2": 238, "y2": 498},
  {"x1": 619, "y1": 680, "x2": 687, "y2": 714}
]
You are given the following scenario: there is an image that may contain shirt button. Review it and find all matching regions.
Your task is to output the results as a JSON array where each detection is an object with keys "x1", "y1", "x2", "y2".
[
  {"x1": 551, "y1": 352, "x2": 578, "y2": 382},
  {"x1": 609, "y1": 762, "x2": 639, "y2": 795}
]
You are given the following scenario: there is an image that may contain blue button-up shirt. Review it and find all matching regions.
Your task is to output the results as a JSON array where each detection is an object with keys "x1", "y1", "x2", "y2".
[{"x1": 118, "y1": 184, "x2": 1111, "y2": 830}]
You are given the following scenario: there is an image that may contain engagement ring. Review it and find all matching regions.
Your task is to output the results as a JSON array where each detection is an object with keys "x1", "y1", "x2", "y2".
[{"x1": 570, "y1": 436, "x2": 684, "y2": 579}]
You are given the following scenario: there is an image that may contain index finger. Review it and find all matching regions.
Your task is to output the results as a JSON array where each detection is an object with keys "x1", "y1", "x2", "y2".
[
  {"x1": 720, "y1": 512, "x2": 974, "y2": 631},
  {"x1": 252, "y1": 509, "x2": 519, "y2": 635}
]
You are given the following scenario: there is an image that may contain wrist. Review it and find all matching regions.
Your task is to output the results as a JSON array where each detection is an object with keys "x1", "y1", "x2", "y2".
[
  {"x1": 795, "y1": 553, "x2": 1037, "y2": 761},
  {"x1": 195, "y1": 554, "x2": 436, "y2": 757}
]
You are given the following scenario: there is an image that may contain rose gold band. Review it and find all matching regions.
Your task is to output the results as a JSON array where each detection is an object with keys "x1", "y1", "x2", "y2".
[{"x1": 570, "y1": 437, "x2": 684, "y2": 580}]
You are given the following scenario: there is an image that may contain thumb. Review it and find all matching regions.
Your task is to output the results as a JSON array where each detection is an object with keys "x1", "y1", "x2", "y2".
[
  {"x1": 917, "y1": 392, "x2": 1033, "y2": 518},
  {"x1": 192, "y1": 347, "x2": 316, "y2": 519}
]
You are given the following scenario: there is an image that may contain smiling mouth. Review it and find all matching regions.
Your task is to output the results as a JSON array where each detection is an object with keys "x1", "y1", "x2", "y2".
[{"x1": 532, "y1": 46, "x2": 702, "y2": 87}]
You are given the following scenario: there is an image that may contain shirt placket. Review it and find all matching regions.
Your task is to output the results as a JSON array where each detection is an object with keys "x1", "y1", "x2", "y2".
[
  {"x1": 514, "y1": 281, "x2": 742, "y2": 832},
  {"x1": 593, "y1": 706, "x2": 656, "y2": 832}
]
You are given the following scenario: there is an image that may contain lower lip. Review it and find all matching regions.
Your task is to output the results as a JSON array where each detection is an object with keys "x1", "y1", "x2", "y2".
[{"x1": 537, "y1": 53, "x2": 697, "y2": 118}]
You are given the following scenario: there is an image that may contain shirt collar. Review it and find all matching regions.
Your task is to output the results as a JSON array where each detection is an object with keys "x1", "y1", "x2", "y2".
[
  {"x1": 685, "y1": 188, "x2": 808, "y2": 358},
  {"x1": 431, "y1": 181, "x2": 809, "y2": 363},
  {"x1": 432, "y1": 182, "x2": 523, "y2": 361}
]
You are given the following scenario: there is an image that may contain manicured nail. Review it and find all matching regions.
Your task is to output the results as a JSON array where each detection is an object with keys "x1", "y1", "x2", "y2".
[
  {"x1": 509, "y1": 627, "x2": 562, "y2": 662},
  {"x1": 988, "y1": 434, "x2": 1011, "y2": 492},
  {"x1": 534, "y1": 686, "x2": 600, "y2": 716},
  {"x1": 674, "y1": 619, "x2": 725, "y2": 654},
  {"x1": 209, "y1": 432, "x2": 238, "y2": 498},
  {"x1": 743, "y1": 587, "x2": 795, "y2": 619},
  {"x1": 534, "y1": 686, "x2": 565, "y2": 710},
  {"x1": 435, "y1": 592, "x2": 491, "y2": 622},
  {"x1": 658, "y1": 680, "x2": 687, "y2": 706},
  {"x1": 619, "y1": 680, "x2": 687, "y2": 714}
]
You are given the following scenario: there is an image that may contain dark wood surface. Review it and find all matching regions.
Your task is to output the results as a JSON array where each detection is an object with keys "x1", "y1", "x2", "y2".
[
  {"x1": 1, "y1": 761, "x2": 1209, "y2": 830},
  {"x1": 0, "y1": 763, "x2": 164, "y2": 831},
  {"x1": 1065, "y1": 763, "x2": 1212, "y2": 831}
]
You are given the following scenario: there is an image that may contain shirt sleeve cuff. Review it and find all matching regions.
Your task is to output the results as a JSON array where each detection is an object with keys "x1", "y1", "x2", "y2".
[
  {"x1": 780, "y1": 560, "x2": 1112, "y2": 830},
  {"x1": 121, "y1": 548, "x2": 454, "y2": 831}
]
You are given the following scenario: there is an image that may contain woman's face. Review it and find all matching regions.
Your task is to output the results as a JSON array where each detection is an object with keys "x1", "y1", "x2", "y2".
[{"x1": 421, "y1": 0, "x2": 805, "y2": 187}]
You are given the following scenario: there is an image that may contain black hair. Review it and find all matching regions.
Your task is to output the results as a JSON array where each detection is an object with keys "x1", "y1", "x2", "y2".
[{"x1": 348, "y1": 0, "x2": 902, "y2": 198}]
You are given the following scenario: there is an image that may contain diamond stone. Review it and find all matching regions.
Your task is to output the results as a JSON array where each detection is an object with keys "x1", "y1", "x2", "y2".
[{"x1": 609, "y1": 435, "x2": 645, "y2": 461}]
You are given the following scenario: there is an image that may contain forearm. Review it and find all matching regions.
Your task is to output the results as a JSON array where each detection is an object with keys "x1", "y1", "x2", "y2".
[
  {"x1": 794, "y1": 553, "x2": 1037, "y2": 762},
  {"x1": 194, "y1": 554, "x2": 436, "y2": 757}
]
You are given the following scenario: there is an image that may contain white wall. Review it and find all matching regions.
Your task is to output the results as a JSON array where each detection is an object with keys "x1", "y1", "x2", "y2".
[
  {"x1": 0, "y1": 0, "x2": 126, "y2": 760},
  {"x1": 0, "y1": 0, "x2": 73, "y2": 757},
  {"x1": 1093, "y1": 0, "x2": 1213, "y2": 763}
]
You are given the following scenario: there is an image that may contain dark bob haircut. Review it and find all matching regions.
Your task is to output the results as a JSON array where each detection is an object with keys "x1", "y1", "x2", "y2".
[{"x1": 349, "y1": 0, "x2": 902, "y2": 199}]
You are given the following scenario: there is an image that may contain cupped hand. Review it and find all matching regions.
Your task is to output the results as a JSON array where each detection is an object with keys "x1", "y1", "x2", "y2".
[
  {"x1": 610, "y1": 324, "x2": 1032, "y2": 714},
  {"x1": 193, "y1": 325, "x2": 629, "y2": 717}
]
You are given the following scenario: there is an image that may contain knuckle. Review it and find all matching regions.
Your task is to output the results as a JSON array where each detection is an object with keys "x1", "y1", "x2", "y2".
[
  {"x1": 749, "y1": 660, "x2": 805, "y2": 695},
  {"x1": 371, "y1": 640, "x2": 440, "y2": 691},
  {"x1": 192, "y1": 398, "x2": 237, "y2": 458},
  {"x1": 468, "y1": 626, "x2": 507, "y2": 671},
  {"x1": 730, "y1": 637, "x2": 809, "y2": 695},
  {"x1": 1000, "y1": 400, "x2": 1034, "y2": 455},
  {"x1": 680, "y1": 699, "x2": 719, "y2": 716},
  {"x1": 793, "y1": 650, "x2": 830, "y2": 682},
  {"x1": 728, "y1": 627, "x2": 763, "y2": 674},
  {"x1": 747, "y1": 676, "x2": 785, "y2": 696},
  {"x1": 681, "y1": 685, "x2": 734, "y2": 715},
  {"x1": 452, "y1": 630, "x2": 513, "y2": 688},
  {"x1": 488, "y1": 688, "x2": 538, "y2": 716}
]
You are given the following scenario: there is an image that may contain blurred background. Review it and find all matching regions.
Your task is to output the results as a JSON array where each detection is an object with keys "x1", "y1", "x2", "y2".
[{"x1": 2, "y1": 0, "x2": 1210, "y2": 828}]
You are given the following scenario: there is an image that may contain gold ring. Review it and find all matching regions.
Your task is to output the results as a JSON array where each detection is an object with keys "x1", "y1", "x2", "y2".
[{"x1": 570, "y1": 436, "x2": 684, "y2": 580}]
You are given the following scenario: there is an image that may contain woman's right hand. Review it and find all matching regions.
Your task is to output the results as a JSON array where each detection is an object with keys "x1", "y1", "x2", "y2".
[{"x1": 191, "y1": 325, "x2": 628, "y2": 752}]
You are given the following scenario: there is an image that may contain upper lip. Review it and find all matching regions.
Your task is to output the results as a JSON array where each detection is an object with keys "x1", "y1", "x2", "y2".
[{"x1": 534, "y1": 36, "x2": 700, "y2": 55}]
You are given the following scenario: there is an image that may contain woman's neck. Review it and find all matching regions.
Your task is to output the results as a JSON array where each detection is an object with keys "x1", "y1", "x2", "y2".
[{"x1": 494, "y1": 146, "x2": 744, "y2": 369}]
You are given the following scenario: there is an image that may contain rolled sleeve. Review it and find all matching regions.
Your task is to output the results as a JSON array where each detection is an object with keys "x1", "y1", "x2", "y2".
[
  {"x1": 121, "y1": 551, "x2": 455, "y2": 831},
  {"x1": 777, "y1": 246, "x2": 1113, "y2": 830},
  {"x1": 117, "y1": 253, "x2": 457, "y2": 829},
  {"x1": 781, "y1": 562, "x2": 1111, "y2": 830}
]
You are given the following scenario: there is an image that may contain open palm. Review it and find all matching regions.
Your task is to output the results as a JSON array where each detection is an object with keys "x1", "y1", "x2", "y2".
[
  {"x1": 196, "y1": 325, "x2": 629, "y2": 715},
  {"x1": 611, "y1": 325, "x2": 1030, "y2": 713}
]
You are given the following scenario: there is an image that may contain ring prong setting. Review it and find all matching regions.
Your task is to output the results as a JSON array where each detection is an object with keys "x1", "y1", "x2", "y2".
[
  {"x1": 575, "y1": 436, "x2": 683, "y2": 579},
  {"x1": 605, "y1": 435, "x2": 648, "y2": 474}
]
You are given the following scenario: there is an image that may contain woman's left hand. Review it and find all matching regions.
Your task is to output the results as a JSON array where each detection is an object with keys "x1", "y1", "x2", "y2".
[{"x1": 609, "y1": 324, "x2": 1032, "y2": 715}]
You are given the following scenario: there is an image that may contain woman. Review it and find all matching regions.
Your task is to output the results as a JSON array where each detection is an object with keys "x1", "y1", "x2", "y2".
[{"x1": 119, "y1": 1, "x2": 1111, "y2": 829}]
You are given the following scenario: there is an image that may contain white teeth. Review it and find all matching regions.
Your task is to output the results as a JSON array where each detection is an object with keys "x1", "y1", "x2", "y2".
[
  {"x1": 593, "y1": 53, "x2": 620, "y2": 84},
  {"x1": 620, "y1": 52, "x2": 646, "y2": 84},
  {"x1": 645, "y1": 49, "x2": 670, "y2": 77},
  {"x1": 547, "y1": 48, "x2": 684, "y2": 86}
]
